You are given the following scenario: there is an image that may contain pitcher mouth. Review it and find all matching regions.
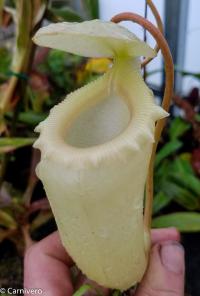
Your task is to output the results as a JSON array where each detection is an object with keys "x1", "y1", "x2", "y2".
[
  {"x1": 33, "y1": 69, "x2": 166, "y2": 168},
  {"x1": 32, "y1": 20, "x2": 168, "y2": 168},
  {"x1": 34, "y1": 92, "x2": 136, "y2": 166},
  {"x1": 65, "y1": 90, "x2": 131, "y2": 148}
]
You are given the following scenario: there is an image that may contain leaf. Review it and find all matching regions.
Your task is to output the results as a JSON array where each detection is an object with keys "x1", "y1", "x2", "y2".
[
  {"x1": 172, "y1": 154, "x2": 193, "y2": 174},
  {"x1": 154, "y1": 159, "x2": 171, "y2": 182},
  {"x1": 152, "y1": 212, "x2": 200, "y2": 232},
  {"x1": 0, "y1": 113, "x2": 7, "y2": 134},
  {"x1": 170, "y1": 172, "x2": 200, "y2": 197},
  {"x1": 0, "y1": 209, "x2": 17, "y2": 229},
  {"x1": 163, "y1": 181, "x2": 200, "y2": 210},
  {"x1": 0, "y1": 137, "x2": 35, "y2": 153},
  {"x1": 13, "y1": 1, "x2": 32, "y2": 69},
  {"x1": 153, "y1": 191, "x2": 171, "y2": 215},
  {"x1": 50, "y1": 7, "x2": 83, "y2": 22},
  {"x1": 84, "y1": 0, "x2": 99, "y2": 19},
  {"x1": 195, "y1": 114, "x2": 200, "y2": 122},
  {"x1": 170, "y1": 156, "x2": 200, "y2": 196},
  {"x1": 32, "y1": 0, "x2": 47, "y2": 26},
  {"x1": 46, "y1": 50, "x2": 77, "y2": 89},
  {"x1": 155, "y1": 140, "x2": 183, "y2": 167},
  {"x1": 155, "y1": 158, "x2": 170, "y2": 174},
  {"x1": 73, "y1": 284, "x2": 94, "y2": 296},
  {"x1": 0, "y1": 47, "x2": 11, "y2": 77},
  {"x1": 47, "y1": 49, "x2": 66, "y2": 73},
  {"x1": 0, "y1": 0, "x2": 4, "y2": 26},
  {"x1": 30, "y1": 211, "x2": 53, "y2": 232},
  {"x1": 14, "y1": 111, "x2": 47, "y2": 126},
  {"x1": 169, "y1": 117, "x2": 190, "y2": 140}
]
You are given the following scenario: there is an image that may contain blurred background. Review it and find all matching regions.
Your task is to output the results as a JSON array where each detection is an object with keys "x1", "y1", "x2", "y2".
[{"x1": 0, "y1": 1, "x2": 199, "y2": 295}]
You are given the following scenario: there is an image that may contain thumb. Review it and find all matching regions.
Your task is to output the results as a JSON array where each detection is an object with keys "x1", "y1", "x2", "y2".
[{"x1": 136, "y1": 241, "x2": 185, "y2": 296}]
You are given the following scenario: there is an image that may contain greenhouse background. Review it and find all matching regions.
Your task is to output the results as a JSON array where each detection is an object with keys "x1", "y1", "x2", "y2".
[{"x1": 100, "y1": 0, "x2": 200, "y2": 94}]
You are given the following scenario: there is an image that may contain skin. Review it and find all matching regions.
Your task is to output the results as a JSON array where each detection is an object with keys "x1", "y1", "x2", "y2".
[{"x1": 24, "y1": 228, "x2": 185, "y2": 296}]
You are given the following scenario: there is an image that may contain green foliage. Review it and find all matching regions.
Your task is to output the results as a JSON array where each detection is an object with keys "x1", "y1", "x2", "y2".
[
  {"x1": 0, "y1": 209, "x2": 17, "y2": 229},
  {"x1": 47, "y1": 0, "x2": 99, "y2": 22},
  {"x1": 0, "y1": 47, "x2": 11, "y2": 72},
  {"x1": 17, "y1": 111, "x2": 47, "y2": 126},
  {"x1": 155, "y1": 139, "x2": 182, "y2": 167},
  {"x1": 5, "y1": 111, "x2": 47, "y2": 128},
  {"x1": 171, "y1": 164, "x2": 200, "y2": 196},
  {"x1": 13, "y1": 0, "x2": 32, "y2": 69},
  {"x1": 47, "y1": 7, "x2": 83, "y2": 22},
  {"x1": 84, "y1": 0, "x2": 99, "y2": 19},
  {"x1": 195, "y1": 114, "x2": 200, "y2": 122},
  {"x1": 73, "y1": 285, "x2": 95, "y2": 296},
  {"x1": 154, "y1": 156, "x2": 200, "y2": 213},
  {"x1": 46, "y1": 49, "x2": 67, "y2": 73},
  {"x1": 153, "y1": 212, "x2": 200, "y2": 232},
  {"x1": 153, "y1": 115, "x2": 200, "y2": 231},
  {"x1": 168, "y1": 117, "x2": 190, "y2": 140},
  {"x1": 153, "y1": 191, "x2": 171, "y2": 215},
  {"x1": 30, "y1": 211, "x2": 53, "y2": 232},
  {"x1": 0, "y1": 0, "x2": 4, "y2": 25},
  {"x1": 39, "y1": 49, "x2": 83, "y2": 94},
  {"x1": 0, "y1": 137, "x2": 35, "y2": 153},
  {"x1": 47, "y1": 50, "x2": 73, "y2": 89},
  {"x1": 164, "y1": 181, "x2": 199, "y2": 210},
  {"x1": 0, "y1": 48, "x2": 11, "y2": 82}
]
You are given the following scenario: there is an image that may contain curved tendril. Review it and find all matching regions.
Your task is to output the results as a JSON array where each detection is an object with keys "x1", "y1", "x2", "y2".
[
  {"x1": 142, "y1": 0, "x2": 164, "y2": 67},
  {"x1": 111, "y1": 12, "x2": 174, "y2": 231}
]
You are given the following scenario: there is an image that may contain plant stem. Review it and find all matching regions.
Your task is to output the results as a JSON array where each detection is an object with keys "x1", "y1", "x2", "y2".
[
  {"x1": 143, "y1": 0, "x2": 148, "y2": 81},
  {"x1": 21, "y1": 224, "x2": 35, "y2": 252},
  {"x1": 0, "y1": 1, "x2": 32, "y2": 114},
  {"x1": 0, "y1": 1, "x2": 47, "y2": 192},
  {"x1": 0, "y1": 1, "x2": 33, "y2": 191},
  {"x1": 111, "y1": 12, "x2": 174, "y2": 231}
]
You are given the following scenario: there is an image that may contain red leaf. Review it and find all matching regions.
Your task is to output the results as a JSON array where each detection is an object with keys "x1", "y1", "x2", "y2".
[{"x1": 29, "y1": 70, "x2": 51, "y2": 92}]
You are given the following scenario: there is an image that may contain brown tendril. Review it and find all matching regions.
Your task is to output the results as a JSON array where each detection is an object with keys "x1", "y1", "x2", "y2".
[
  {"x1": 111, "y1": 12, "x2": 174, "y2": 230},
  {"x1": 142, "y1": 0, "x2": 164, "y2": 67}
]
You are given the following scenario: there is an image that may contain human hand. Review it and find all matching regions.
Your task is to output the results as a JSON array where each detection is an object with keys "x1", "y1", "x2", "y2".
[{"x1": 24, "y1": 228, "x2": 185, "y2": 296}]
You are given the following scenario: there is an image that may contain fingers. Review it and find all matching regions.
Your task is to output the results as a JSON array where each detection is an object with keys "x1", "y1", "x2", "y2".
[
  {"x1": 24, "y1": 231, "x2": 109, "y2": 296},
  {"x1": 151, "y1": 227, "x2": 181, "y2": 244},
  {"x1": 24, "y1": 231, "x2": 74, "y2": 296},
  {"x1": 24, "y1": 228, "x2": 183, "y2": 296},
  {"x1": 136, "y1": 241, "x2": 185, "y2": 296}
]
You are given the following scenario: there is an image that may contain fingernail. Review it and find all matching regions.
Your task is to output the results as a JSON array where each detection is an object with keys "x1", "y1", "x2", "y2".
[{"x1": 160, "y1": 241, "x2": 185, "y2": 274}]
